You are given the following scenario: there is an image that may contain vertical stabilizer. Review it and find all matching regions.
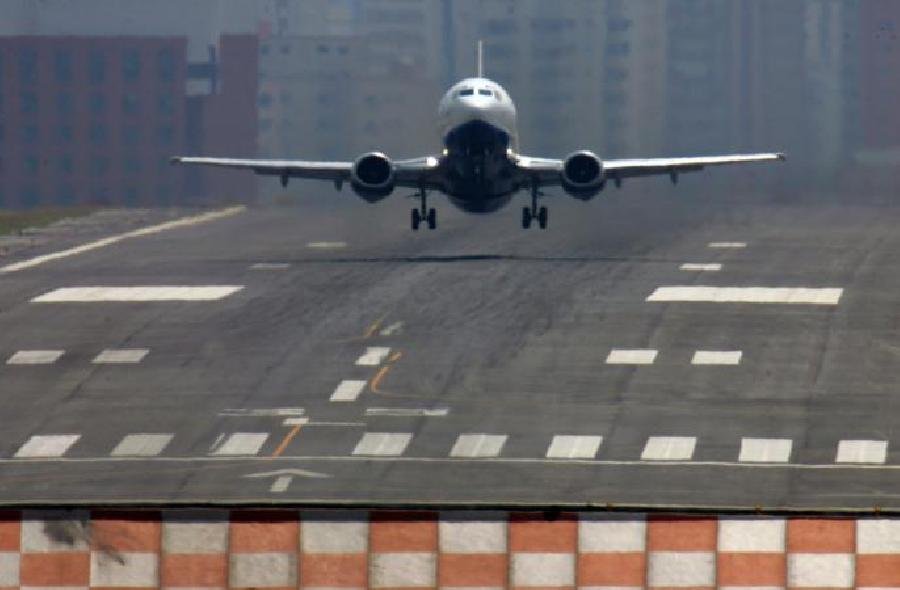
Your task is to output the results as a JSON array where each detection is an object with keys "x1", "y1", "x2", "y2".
[{"x1": 476, "y1": 39, "x2": 483, "y2": 77}]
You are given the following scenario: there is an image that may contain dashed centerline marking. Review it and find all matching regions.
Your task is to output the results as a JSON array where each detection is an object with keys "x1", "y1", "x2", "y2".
[
  {"x1": 111, "y1": 434, "x2": 173, "y2": 457},
  {"x1": 92, "y1": 349, "x2": 149, "y2": 364},
  {"x1": 365, "y1": 408, "x2": 449, "y2": 417},
  {"x1": 450, "y1": 434, "x2": 508, "y2": 458},
  {"x1": 647, "y1": 286, "x2": 843, "y2": 305},
  {"x1": 330, "y1": 380, "x2": 367, "y2": 402},
  {"x1": 641, "y1": 436, "x2": 697, "y2": 461},
  {"x1": 6, "y1": 350, "x2": 64, "y2": 365},
  {"x1": 15, "y1": 435, "x2": 80, "y2": 458},
  {"x1": 691, "y1": 350, "x2": 743, "y2": 365},
  {"x1": 210, "y1": 433, "x2": 269, "y2": 456},
  {"x1": 546, "y1": 435, "x2": 603, "y2": 459},
  {"x1": 250, "y1": 262, "x2": 291, "y2": 270},
  {"x1": 680, "y1": 263, "x2": 722, "y2": 272},
  {"x1": 307, "y1": 241, "x2": 347, "y2": 249},
  {"x1": 738, "y1": 438, "x2": 793, "y2": 463},
  {"x1": 352, "y1": 432, "x2": 412, "y2": 456},
  {"x1": 836, "y1": 440, "x2": 888, "y2": 464},
  {"x1": 355, "y1": 347, "x2": 392, "y2": 366},
  {"x1": 32, "y1": 286, "x2": 245, "y2": 303},
  {"x1": 605, "y1": 349, "x2": 657, "y2": 365},
  {"x1": 708, "y1": 241, "x2": 747, "y2": 249}
]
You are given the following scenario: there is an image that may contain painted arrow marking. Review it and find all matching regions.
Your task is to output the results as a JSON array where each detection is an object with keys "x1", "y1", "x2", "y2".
[{"x1": 243, "y1": 468, "x2": 332, "y2": 493}]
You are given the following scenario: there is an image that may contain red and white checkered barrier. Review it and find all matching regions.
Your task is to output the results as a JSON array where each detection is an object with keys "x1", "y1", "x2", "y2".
[{"x1": 0, "y1": 509, "x2": 899, "y2": 588}]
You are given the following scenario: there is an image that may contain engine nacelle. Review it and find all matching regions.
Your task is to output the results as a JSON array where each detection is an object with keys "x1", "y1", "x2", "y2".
[
  {"x1": 561, "y1": 150, "x2": 605, "y2": 200},
  {"x1": 350, "y1": 152, "x2": 395, "y2": 202}
]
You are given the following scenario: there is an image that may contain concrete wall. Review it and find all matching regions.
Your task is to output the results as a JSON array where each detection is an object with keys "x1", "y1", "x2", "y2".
[{"x1": 2, "y1": 509, "x2": 900, "y2": 588}]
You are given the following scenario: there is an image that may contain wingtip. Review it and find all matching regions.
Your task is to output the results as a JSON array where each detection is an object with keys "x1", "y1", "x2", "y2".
[
  {"x1": 776, "y1": 152, "x2": 787, "y2": 161},
  {"x1": 169, "y1": 156, "x2": 182, "y2": 165}
]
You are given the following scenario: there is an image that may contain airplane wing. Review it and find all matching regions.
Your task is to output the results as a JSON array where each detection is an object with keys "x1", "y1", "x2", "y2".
[
  {"x1": 170, "y1": 156, "x2": 441, "y2": 188},
  {"x1": 514, "y1": 152, "x2": 785, "y2": 186}
]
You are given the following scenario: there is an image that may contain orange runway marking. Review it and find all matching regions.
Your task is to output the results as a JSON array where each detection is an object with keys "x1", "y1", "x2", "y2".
[
  {"x1": 270, "y1": 424, "x2": 302, "y2": 458},
  {"x1": 369, "y1": 365, "x2": 392, "y2": 394},
  {"x1": 362, "y1": 314, "x2": 388, "y2": 340}
]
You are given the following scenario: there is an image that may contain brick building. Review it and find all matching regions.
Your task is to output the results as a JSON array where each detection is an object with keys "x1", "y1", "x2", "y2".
[{"x1": 0, "y1": 34, "x2": 257, "y2": 209}]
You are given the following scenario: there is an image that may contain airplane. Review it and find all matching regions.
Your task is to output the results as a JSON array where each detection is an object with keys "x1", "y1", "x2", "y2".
[{"x1": 172, "y1": 42, "x2": 784, "y2": 231}]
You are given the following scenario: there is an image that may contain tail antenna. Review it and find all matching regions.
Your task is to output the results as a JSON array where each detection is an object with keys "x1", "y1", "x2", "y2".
[{"x1": 476, "y1": 39, "x2": 483, "y2": 77}]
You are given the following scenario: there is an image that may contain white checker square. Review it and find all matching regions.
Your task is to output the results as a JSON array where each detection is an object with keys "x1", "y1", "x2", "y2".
[
  {"x1": 640, "y1": 436, "x2": 696, "y2": 461},
  {"x1": 301, "y1": 520, "x2": 368, "y2": 553},
  {"x1": 15, "y1": 434, "x2": 80, "y2": 458},
  {"x1": 858, "y1": 519, "x2": 900, "y2": 553},
  {"x1": 648, "y1": 551, "x2": 715, "y2": 587},
  {"x1": 370, "y1": 552, "x2": 435, "y2": 588},
  {"x1": 330, "y1": 379, "x2": 367, "y2": 402},
  {"x1": 111, "y1": 434, "x2": 173, "y2": 457},
  {"x1": 787, "y1": 553, "x2": 853, "y2": 588},
  {"x1": 0, "y1": 552, "x2": 18, "y2": 586},
  {"x1": 450, "y1": 434, "x2": 508, "y2": 458},
  {"x1": 546, "y1": 435, "x2": 603, "y2": 459},
  {"x1": 211, "y1": 433, "x2": 268, "y2": 456},
  {"x1": 7, "y1": 350, "x2": 64, "y2": 365},
  {"x1": 511, "y1": 553, "x2": 574, "y2": 587},
  {"x1": 92, "y1": 348, "x2": 149, "y2": 364},
  {"x1": 21, "y1": 510, "x2": 90, "y2": 551},
  {"x1": 352, "y1": 432, "x2": 412, "y2": 456},
  {"x1": 718, "y1": 518, "x2": 785, "y2": 552},
  {"x1": 605, "y1": 349, "x2": 657, "y2": 365},
  {"x1": 161, "y1": 512, "x2": 228, "y2": 553},
  {"x1": 579, "y1": 518, "x2": 646, "y2": 552},
  {"x1": 90, "y1": 551, "x2": 158, "y2": 587},
  {"x1": 738, "y1": 438, "x2": 793, "y2": 463},
  {"x1": 835, "y1": 439, "x2": 888, "y2": 464},
  {"x1": 229, "y1": 552, "x2": 296, "y2": 588},
  {"x1": 692, "y1": 350, "x2": 742, "y2": 365},
  {"x1": 440, "y1": 519, "x2": 506, "y2": 553}
]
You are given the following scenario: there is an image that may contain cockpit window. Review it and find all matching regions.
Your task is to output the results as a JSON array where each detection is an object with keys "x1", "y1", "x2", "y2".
[
  {"x1": 478, "y1": 88, "x2": 493, "y2": 96},
  {"x1": 458, "y1": 88, "x2": 474, "y2": 96}
]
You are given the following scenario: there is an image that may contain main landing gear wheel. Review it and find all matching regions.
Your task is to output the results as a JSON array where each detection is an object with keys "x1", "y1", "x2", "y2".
[
  {"x1": 522, "y1": 184, "x2": 548, "y2": 230},
  {"x1": 427, "y1": 208, "x2": 437, "y2": 230},
  {"x1": 522, "y1": 207, "x2": 532, "y2": 229},
  {"x1": 410, "y1": 188, "x2": 437, "y2": 231},
  {"x1": 411, "y1": 208, "x2": 421, "y2": 231},
  {"x1": 537, "y1": 206, "x2": 548, "y2": 229}
]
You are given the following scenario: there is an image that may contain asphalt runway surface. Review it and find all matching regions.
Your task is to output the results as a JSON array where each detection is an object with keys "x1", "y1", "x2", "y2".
[{"x1": 1, "y1": 180, "x2": 899, "y2": 510}]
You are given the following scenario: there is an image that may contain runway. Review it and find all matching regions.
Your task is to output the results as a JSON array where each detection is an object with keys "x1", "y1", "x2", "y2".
[{"x1": 0, "y1": 183, "x2": 898, "y2": 510}]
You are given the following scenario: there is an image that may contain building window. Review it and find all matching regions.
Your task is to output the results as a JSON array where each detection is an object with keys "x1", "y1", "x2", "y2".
[
  {"x1": 122, "y1": 126, "x2": 140, "y2": 145},
  {"x1": 157, "y1": 47, "x2": 176, "y2": 82},
  {"x1": 54, "y1": 50, "x2": 72, "y2": 83},
  {"x1": 20, "y1": 92, "x2": 37, "y2": 115},
  {"x1": 18, "y1": 48, "x2": 37, "y2": 84},
  {"x1": 91, "y1": 156, "x2": 109, "y2": 176},
  {"x1": 57, "y1": 125, "x2": 73, "y2": 142},
  {"x1": 22, "y1": 125, "x2": 38, "y2": 143},
  {"x1": 24, "y1": 156, "x2": 39, "y2": 174},
  {"x1": 58, "y1": 155, "x2": 73, "y2": 174},
  {"x1": 157, "y1": 125, "x2": 174, "y2": 145},
  {"x1": 122, "y1": 93, "x2": 140, "y2": 115},
  {"x1": 89, "y1": 123, "x2": 107, "y2": 144},
  {"x1": 157, "y1": 95, "x2": 174, "y2": 115},
  {"x1": 260, "y1": 44, "x2": 270, "y2": 56},
  {"x1": 123, "y1": 48, "x2": 141, "y2": 81},
  {"x1": 123, "y1": 155, "x2": 141, "y2": 173},
  {"x1": 90, "y1": 94, "x2": 106, "y2": 114},
  {"x1": 89, "y1": 50, "x2": 106, "y2": 84},
  {"x1": 56, "y1": 92, "x2": 73, "y2": 116}
]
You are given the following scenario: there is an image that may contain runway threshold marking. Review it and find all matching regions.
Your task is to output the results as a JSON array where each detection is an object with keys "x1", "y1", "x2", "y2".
[
  {"x1": 6, "y1": 350, "x2": 64, "y2": 365},
  {"x1": 250, "y1": 262, "x2": 291, "y2": 270},
  {"x1": 680, "y1": 263, "x2": 722, "y2": 272},
  {"x1": 33, "y1": 286, "x2": 245, "y2": 302},
  {"x1": 641, "y1": 436, "x2": 697, "y2": 461},
  {"x1": 330, "y1": 380, "x2": 367, "y2": 402},
  {"x1": 646, "y1": 286, "x2": 843, "y2": 305},
  {"x1": 605, "y1": 349, "x2": 657, "y2": 365},
  {"x1": 365, "y1": 407, "x2": 449, "y2": 417},
  {"x1": 352, "y1": 432, "x2": 412, "y2": 456},
  {"x1": 836, "y1": 440, "x2": 888, "y2": 464},
  {"x1": 546, "y1": 435, "x2": 603, "y2": 459},
  {"x1": 92, "y1": 349, "x2": 149, "y2": 364},
  {"x1": 210, "y1": 433, "x2": 269, "y2": 456},
  {"x1": 738, "y1": 438, "x2": 793, "y2": 463},
  {"x1": 111, "y1": 434, "x2": 173, "y2": 457},
  {"x1": 0, "y1": 206, "x2": 245, "y2": 274},
  {"x1": 450, "y1": 434, "x2": 508, "y2": 458},
  {"x1": 355, "y1": 347, "x2": 392, "y2": 366},
  {"x1": 708, "y1": 241, "x2": 747, "y2": 249},
  {"x1": 15, "y1": 435, "x2": 80, "y2": 458},
  {"x1": 691, "y1": 350, "x2": 742, "y2": 365}
]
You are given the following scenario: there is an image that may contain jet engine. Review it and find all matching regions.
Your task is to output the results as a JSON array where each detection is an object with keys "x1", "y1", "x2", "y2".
[
  {"x1": 351, "y1": 152, "x2": 395, "y2": 202},
  {"x1": 561, "y1": 150, "x2": 605, "y2": 200}
]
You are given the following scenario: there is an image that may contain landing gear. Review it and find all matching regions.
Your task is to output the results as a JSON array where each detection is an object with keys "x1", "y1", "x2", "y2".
[
  {"x1": 521, "y1": 184, "x2": 548, "y2": 229},
  {"x1": 411, "y1": 187, "x2": 437, "y2": 231}
]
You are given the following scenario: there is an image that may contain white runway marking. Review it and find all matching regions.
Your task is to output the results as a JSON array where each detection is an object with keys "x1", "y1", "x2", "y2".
[
  {"x1": 605, "y1": 349, "x2": 657, "y2": 365},
  {"x1": 282, "y1": 417, "x2": 310, "y2": 426},
  {"x1": 6, "y1": 350, "x2": 64, "y2": 365},
  {"x1": 221, "y1": 407, "x2": 305, "y2": 417},
  {"x1": 210, "y1": 433, "x2": 268, "y2": 456},
  {"x1": 365, "y1": 407, "x2": 449, "y2": 417},
  {"x1": 546, "y1": 435, "x2": 603, "y2": 459},
  {"x1": 250, "y1": 262, "x2": 291, "y2": 270},
  {"x1": 111, "y1": 434, "x2": 173, "y2": 457},
  {"x1": 836, "y1": 439, "x2": 888, "y2": 464},
  {"x1": 380, "y1": 321, "x2": 404, "y2": 336},
  {"x1": 738, "y1": 438, "x2": 793, "y2": 463},
  {"x1": 92, "y1": 348, "x2": 149, "y2": 364},
  {"x1": 330, "y1": 380, "x2": 367, "y2": 402},
  {"x1": 708, "y1": 241, "x2": 746, "y2": 248},
  {"x1": 0, "y1": 206, "x2": 244, "y2": 274},
  {"x1": 646, "y1": 286, "x2": 843, "y2": 305},
  {"x1": 641, "y1": 436, "x2": 696, "y2": 461},
  {"x1": 15, "y1": 434, "x2": 80, "y2": 458},
  {"x1": 307, "y1": 241, "x2": 347, "y2": 249},
  {"x1": 352, "y1": 432, "x2": 412, "y2": 456},
  {"x1": 355, "y1": 346, "x2": 391, "y2": 366},
  {"x1": 680, "y1": 263, "x2": 722, "y2": 272},
  {"x1": 691, "y1": 350, "x2": 743, "y2": 365},
  {"x1": 33, "y1": 286, "x2": 244, "y2": 303},
  {"x1": 450, "y1": 434, "x2": 508, "y2": 458},
  {"x1": 270, "y1": 475, "x2": 293, "y2": 493}
]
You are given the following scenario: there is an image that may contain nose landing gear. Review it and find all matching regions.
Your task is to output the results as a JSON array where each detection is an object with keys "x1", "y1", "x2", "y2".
[
  {"x1": 522, "y1": 185, "x2": 548, "y2": 229},
  {"x1": 411, "y1": 187, "x2": 437, "y2": 231}
]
